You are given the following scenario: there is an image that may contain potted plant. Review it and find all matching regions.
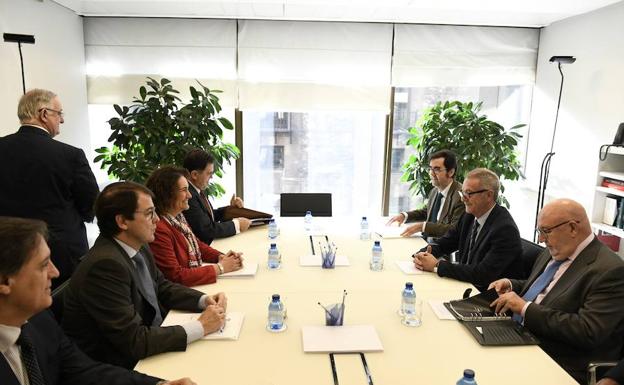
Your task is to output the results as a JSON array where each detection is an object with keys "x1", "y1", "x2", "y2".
[
  {"x1": 94, "y1": 77, "x2": 239, "y2": 197},
  {"x1": 401, "y1": 100, "x2": 523, "y2": 207}
]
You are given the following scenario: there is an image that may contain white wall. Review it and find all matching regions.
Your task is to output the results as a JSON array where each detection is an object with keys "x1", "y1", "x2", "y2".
[
  {"x1": 525, "y1": 1, "x2": 624, "y2": 213},
  {"x1": 0, "y1": 0, "x2": 90, "y2": 151}
]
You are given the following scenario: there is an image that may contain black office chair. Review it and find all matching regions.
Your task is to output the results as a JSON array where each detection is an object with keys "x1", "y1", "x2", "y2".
[
  {"x1": 520, "y1": 238, "x2": 544, "y2": 279},
  {"x1": 50, "y1": 278, "x2": 71, "y2": 324},
  {"x1": 280, "y1": 193, "x2": 332, "y2": 217}
]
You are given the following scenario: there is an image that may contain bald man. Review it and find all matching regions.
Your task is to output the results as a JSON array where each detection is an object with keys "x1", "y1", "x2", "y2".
[{"x1": 490, "y1": 199, "x2": 624, "y2": 384}]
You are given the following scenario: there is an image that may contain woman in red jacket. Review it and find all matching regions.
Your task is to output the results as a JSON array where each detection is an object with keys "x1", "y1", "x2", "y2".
[{"x1": 146, "y1": 166, "x2": 243, "y2": 286}]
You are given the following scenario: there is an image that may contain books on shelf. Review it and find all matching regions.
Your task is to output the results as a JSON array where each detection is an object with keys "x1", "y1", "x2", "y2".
[{"x1": 602, "y1": 177, "x2": 624, "y2": 191}]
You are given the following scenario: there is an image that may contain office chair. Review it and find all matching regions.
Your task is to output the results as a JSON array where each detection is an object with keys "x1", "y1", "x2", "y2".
[
  {"x1": 520, "y1": 238, "x2": 545, "y2": 279},
  {"x1": 280, "y1": 193, "x2": 332, "y2": 217},
  {"x1": 50, "y1": 278, "x2": 71, "y2": 324}
]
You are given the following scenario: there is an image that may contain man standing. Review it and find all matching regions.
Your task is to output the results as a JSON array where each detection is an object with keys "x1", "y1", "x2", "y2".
[
  {"x1": 182, "y1": 149, "x2": 250, "y2": 244},
  {"x1": 491, "y1": 199, "x2": 624, "y2": 384},
  {"x1": 0, "y1": 216, "x2": 194, "y2": 385},
  {"x1": 62, "y1": 182, "x2": 227, "y2": 369},
  {"x1": 413, "y1": 168, "x2": 523, "y2": 291},
  {"x1": 0, "y1": 89, "x2": 99, "y2": 288},
  {"x1": 387, "y1": 149, "x2": 464, "y2": 238}
]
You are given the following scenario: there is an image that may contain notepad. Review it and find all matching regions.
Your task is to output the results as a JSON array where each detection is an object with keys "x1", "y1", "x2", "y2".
[
  {"x1": 428, "y1": 299, "x2": 456, "y2": 320},
  {"x1": 299, "y1": 255, "x2": 350, "y2": 266},
  {"x1": 374, "y1": 226, "x2": 420, "y2": 239},
  {"x1": 220, "y1": 262, "x2": 258, "y2": 278},
  {"x1": 302, "y1": 325, "x2": 383, "y2": 353},
  {"x1": 395, "y1": 260, "x2": 424, "y2": 275},
  {"x1": 162, "y1": 312, "x2": 245, "y2": 340}
]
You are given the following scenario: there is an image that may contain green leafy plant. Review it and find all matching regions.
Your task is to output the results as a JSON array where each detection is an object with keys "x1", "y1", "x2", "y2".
[
  {"x1": 401, "y1": 100, "x2": 523, "y2": 207},
  {"x1": 94, "y1": 77, "x2": 239, "y2": 197}
]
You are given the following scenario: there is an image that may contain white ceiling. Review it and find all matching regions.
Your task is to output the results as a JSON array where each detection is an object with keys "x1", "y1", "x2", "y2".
[{"x1": 53, "y1": 0, "x2": 623, "y2": 28}]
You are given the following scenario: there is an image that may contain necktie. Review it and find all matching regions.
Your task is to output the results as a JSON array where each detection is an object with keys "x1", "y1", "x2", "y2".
[
  {"x1": 429, "y1": 192, "x2": 444, "y2": 224},
  {"x1": 133, "y1": 252, "x2": 163, "y2": 326},
  {"x1": 512, "y1": 259, "x2": 566, "y2": 323},
  {"x1": 466, "y1": 220, "x2": 480, "y2": 264},
  {"x1": 17, "y1": 326, "x2": 45, "y2": 385},
  {"x1": 199, "y1": 191, "x2": 215, "y2": 220}
]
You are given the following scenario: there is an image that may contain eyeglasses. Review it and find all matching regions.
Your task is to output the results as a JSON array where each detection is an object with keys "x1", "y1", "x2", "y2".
[
  {"x1": 458, "y1": 189, "x2": 489, "y2": 199},
  {"x1": 535, "y1": 220, "x2": 579, "y2": 239},
  {"x1": 40, "y1": 107, "x2": 64, "y2": 118},
  {"x1": 135, "y1": 207, "x2": 156, "y2": 220},
  {"x1": 428, "y1": 166, "x2": 447, "y2": 174}
]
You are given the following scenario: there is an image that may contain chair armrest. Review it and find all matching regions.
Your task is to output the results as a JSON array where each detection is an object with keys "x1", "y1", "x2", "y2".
[{"x1": 588, "y1": 362, "x2": 618, "y2": 385}]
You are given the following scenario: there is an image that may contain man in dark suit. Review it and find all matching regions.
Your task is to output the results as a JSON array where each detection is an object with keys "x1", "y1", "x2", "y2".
[
  {"x1": 182, "y1": 149, "x2": 250, "y2": 244},
  {"x1": 491, "y1": 199, "x2": 624, "y2": 384},
  {"x1": 413, "y1": 168, "x2": 523, "y2": 291},
  {"x1": 388, "y1": 149, "x2": 464, "y2": 238},
  {"x1": 0, "y1": 216, "x2": 195, "y2": 385},
  {"x1": 62, "y1": 182, "x2": 227, "y2": 369},
  {"x1": 0, "y1": 89, "x2": 99, "y2": 288},
  {"x1": 601, "y1": 360, "x2": 624, "y2": 385}
]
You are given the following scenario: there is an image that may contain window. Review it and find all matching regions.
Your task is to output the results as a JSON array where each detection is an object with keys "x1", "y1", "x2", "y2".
[
  {"x1": 388, "y1": 85, "x2": 533, "y2": 214},
  {"x1": 243, "y1": 110, "x2": 386, "y2": 216}
]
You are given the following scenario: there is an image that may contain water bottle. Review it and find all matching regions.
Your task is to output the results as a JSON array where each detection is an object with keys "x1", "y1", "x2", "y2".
[
  {"x1": 360, "y1": 216, "x2": 370, "y2": 240},
  {"x1": 304, "y1": 210, "x2": 313, "y2": 231},
  {"x1": 268, "y1": 219, "x2": 278, "y2": 239},
  {"x1": 456, "y1": 369, "x2": 477, "y2": 385},
  {"x1": 267, "y1": 294, "x2": 285, "y2": 331},
  {"x1": 400, "y1": 282, "x2": 420, "y2": 326},
  {"x1": 267, "y1": 243, "x2": 281, "y2": 269},
  {"x1": 370, "y1": 240, "x2": 383, "y2": 271}
]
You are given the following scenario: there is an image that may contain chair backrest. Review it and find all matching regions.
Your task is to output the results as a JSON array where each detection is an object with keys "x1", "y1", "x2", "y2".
[
  {"x1": 520, "y1": 238, "x2": 545, "y2": 279},
  {"x1": 50, "y1": 279, "x2": 71, "y2": 324},
  {"x1": 280, "y1": 193, "x2": 332, "y2": 217}
]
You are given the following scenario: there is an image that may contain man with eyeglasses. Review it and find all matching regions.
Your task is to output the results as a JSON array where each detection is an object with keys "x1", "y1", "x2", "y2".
[
  {"x1": 489, "y1": 199, "x2": 624, "y2": 384},
  {"x1": 388, "y1": 149, "x2": 464, "y2": 238},
  {"x1": 0, "y1": 89, "x2": 99, "y2": 289},
  {"x1": 62, "y1": 182, "x2": 227, "y2": 369},
  {"x1": 413, "y1": 168, "x2": 523, "y2": 291}
]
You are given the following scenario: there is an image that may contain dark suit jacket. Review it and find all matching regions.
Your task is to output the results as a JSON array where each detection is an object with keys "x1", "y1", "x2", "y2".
[
  {"x1": 183, "y1": 186, "x2": 236, "y2": 245},
  {"x1": 0, "y1": 126, "x2": 99, "y2": 286},
  {"x1": 0, "y1": 310, "x2": 160, "y2": 385},
  {"x1": 606, "y1": 359, "x2": 624, "y2": 384},
  {"x1": 149, "y1": 218, "x2": 221, "y2": 286},
  {"x1": 509, "y1": 238, "x2": 624, "y2": 384},
  {"x1": 426, "y1": 204, "x2": 523, "y2": 291},
  {"x1": 62, "y1": 236, "x2": 205, "y2": 369},
  {"x1": 405, "y1": 180, "x2": 464, "y2": 237}
]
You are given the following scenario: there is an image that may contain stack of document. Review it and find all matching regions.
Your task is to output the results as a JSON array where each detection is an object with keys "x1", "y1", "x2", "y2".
[{"x1": 301, "y1": 325, "x2": 383, "y2": 353}]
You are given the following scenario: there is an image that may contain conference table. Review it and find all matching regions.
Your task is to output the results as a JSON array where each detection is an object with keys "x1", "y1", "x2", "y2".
[{"x1": 136, "y1": 217, "x2": 577, "y2": 385}]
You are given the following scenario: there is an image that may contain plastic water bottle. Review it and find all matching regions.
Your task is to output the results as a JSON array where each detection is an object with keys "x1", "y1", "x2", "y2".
[
  {"x1": 370, "y1": 240, "x2": 383, "y2": 271},
  {"x1": 268, "y1": 219, "x2": 278, "y2": 239},
  {"x1": 304, "y1": 210, "x2": 313, "y2": 231},
  {"x1": 267, "y1": 294, "x2": 285, "y2": 331},
  {"x1": 400, "y1": 282, "x2": 420, "y2": 326},
  {"x1": 456, "y1": 369, "x2": 478, "y2": 385},
  {"x1": 267, "y1": 243, "x2": 281, "y2": 269},
  {"x1": 360, "y1": 216, "x2": 370, "y2": 240}
]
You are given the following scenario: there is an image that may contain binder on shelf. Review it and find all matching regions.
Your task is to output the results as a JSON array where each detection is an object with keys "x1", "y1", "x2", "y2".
[
  {"x1": 603, "y1": 196, "x2": 619, "y2": 226},
  {"x1": 444, "y1": 289, "x2": 539, "y2": 346},
  {"x1": 222, "y1": 206, "x2": 273, "y2": 226}
]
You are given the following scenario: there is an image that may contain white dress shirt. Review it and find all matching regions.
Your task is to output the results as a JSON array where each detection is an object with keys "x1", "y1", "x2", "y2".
[{"x1": 0, "y1": 323, "x2": 29, "y2": 385}]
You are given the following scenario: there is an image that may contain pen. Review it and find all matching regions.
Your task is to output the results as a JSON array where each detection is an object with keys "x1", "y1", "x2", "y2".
[{"x1": 309, "y1": 235, "x2": 315, "y2": 255}]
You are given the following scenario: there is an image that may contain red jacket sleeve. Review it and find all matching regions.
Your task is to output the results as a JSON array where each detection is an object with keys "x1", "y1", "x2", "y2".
[
  {"x1": 199, "y1": 238, "x2": 221, "y2": 263},
  {"x1": 149, "y1": 221, "x2": 217, "y2": 287}
]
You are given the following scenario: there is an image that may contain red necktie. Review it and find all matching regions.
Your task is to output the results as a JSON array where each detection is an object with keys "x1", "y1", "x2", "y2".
[{"x1": 200, "y1": 191, "x2": 215, "y2": 220}]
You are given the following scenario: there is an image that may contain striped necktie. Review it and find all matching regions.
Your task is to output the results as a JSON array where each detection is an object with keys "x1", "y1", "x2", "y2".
[
  {"x1": 17, "y1": 326, "x2": 45, "y2": 385},
  {"x1": 133, "y1": 251, "x2": 163, "y2": 326},
  {"x1": 512, "y1": 259, "x2": 566, "y2": 323}
]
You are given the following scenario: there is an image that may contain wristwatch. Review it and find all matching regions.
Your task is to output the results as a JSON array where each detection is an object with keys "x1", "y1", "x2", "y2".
[{"x1": 217, "y1": 262, "x2": 225, "y2": 274}]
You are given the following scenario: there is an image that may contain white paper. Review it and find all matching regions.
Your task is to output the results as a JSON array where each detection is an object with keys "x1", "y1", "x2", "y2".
[
  {"x1": 220, "y1": 262, "x2": 258, "y2": 278},
  {"x1": 299, "y1": 254, "x2": 350, "y2": 266},
  {"x1": 428, "y1": 300, "x2": 456, "y2": 320},
  {"x1": 374, "y1": 226, "x2": 420, "y2": 239},
  {"x1": 302, "y1": 325, "x2": 383, "y2": 353},
  {"x1": 162, "y1": 312, "x2": 245, "y2": 340},
  {"x1": 395, "y1": 260, "x2": 424, "y2": 275}
]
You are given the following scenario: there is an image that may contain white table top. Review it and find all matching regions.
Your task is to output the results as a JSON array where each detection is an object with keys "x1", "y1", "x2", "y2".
[{"x1": 135, "y1": 217, "x2": 576, "y2": 385}]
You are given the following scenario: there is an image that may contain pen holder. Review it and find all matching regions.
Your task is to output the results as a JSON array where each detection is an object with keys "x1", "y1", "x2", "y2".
[
  {"x1": 325, "y1": 303, "x2": 345, "y2": 326},
  {"x1": 321, "y1": 251, "x2": 336, "y2": 269}
]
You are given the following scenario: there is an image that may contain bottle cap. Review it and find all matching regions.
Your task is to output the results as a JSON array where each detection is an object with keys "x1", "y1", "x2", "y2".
[
  {"x1": 405, "y1": 282, "x2": 413, "y2": 289},
  {"x1": 270, "y1": 219, "x2": 275, "y2": 223},
  {"x1": 374, "y1": 240, "x2": 380, "y2": 246},
  {"x1": 272, "y1": 294, "x2": 280, "y2": 301},
  {"x1": 463, "y1": 369, "x2": 475, "y2": 379},
  {"x1": 270, "y1": 243, "x2": 277, "y2": 248},
  {"x1": 306, "y1": 210, "x2": 311, "y2": 215},
  {"x1": 362, "y1": 216, "x2": 367, "y2": 220}
]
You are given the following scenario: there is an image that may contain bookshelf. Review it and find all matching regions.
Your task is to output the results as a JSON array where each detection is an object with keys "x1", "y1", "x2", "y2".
[{"x1": 592, "y1": 145, "x2": 624, "y2": 256}]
